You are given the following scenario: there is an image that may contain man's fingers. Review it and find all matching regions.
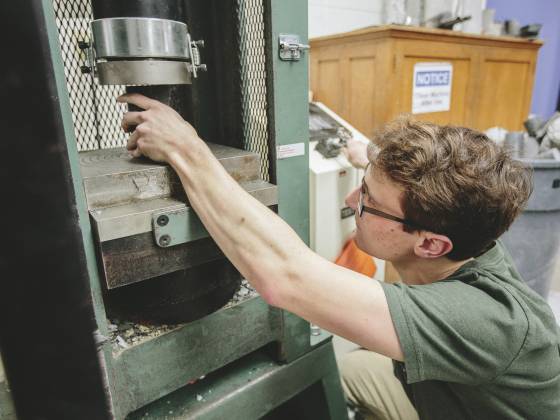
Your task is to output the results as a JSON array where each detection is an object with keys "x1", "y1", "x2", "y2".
[
  {"x1": 126, "y1": 130, "x2": 140, "y2": 151},
  {"x1": 130, "y1": 147, "x2": 143, "y2": 158},
  {"x1": 122, "y1": 112, "x2": 144, "y2": 132},
  {"x1": 117, "y1": 93, "x2": 157, "y2": 110}
]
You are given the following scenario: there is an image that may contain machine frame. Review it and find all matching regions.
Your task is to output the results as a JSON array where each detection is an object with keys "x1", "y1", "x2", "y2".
[{"x1": 0, "y1": 1, "x2": 347, "y2": 419}]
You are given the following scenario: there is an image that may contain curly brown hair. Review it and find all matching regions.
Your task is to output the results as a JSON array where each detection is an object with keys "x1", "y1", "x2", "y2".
[{"x1": 371, "y1": 117, "x2": 533, "y2": 260}]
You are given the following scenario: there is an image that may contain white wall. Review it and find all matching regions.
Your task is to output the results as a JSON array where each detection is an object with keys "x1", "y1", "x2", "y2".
[
  {"x1": 309, "y1": 0, "x2": 485, "y2": 38},
  {"x1": 309, "y1": 0, "x2": 384, "y2": 38}
]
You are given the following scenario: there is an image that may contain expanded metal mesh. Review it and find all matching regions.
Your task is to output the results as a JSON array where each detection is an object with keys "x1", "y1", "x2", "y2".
[
  {"x1": 237, "y1": 0, "x2": 271, "y2": 181},
  {"x1": 53, "y1": 0, "x2": 272, "y2": 177},
  {"x1": 53, "y1": 0, "x2": 127, "y2": 151}
]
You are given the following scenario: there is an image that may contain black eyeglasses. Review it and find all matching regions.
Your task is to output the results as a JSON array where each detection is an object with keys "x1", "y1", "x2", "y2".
[{"x1": 358, "y1": 178, "x2": 430, "y2": 232}]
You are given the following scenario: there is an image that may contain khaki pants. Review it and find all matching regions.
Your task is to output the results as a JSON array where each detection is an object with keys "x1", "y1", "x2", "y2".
[{"x1": 340, "y1": 349, "x2": 419, "y2": 420}]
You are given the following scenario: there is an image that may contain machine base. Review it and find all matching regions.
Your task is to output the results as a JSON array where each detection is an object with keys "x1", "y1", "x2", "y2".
[{"x1": 128, "y1": 337, "x2": 348, "y2": 420}]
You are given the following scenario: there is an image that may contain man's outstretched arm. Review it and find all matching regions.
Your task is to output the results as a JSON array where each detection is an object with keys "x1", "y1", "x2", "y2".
[{"x1": 118, "y1": 93, "x2": 403, "y2": 361}]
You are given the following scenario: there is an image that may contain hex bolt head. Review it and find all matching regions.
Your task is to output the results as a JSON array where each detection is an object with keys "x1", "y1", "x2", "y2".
[
  {"x1": 157, "y1": 215, "x2": 169, "y2": 226},
  {"x1": 159, "y1": 234, "x2": 171, "y2": 247}
]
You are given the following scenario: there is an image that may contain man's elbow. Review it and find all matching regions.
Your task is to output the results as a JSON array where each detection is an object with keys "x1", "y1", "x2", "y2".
[{"x1": 247, "y1": 260, "x2": 300, "y2": 310}]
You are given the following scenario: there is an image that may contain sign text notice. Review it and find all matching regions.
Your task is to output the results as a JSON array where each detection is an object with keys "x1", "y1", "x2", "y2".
[{"x1": 412, "y1": 62, "x2": 453, "y2": 114}]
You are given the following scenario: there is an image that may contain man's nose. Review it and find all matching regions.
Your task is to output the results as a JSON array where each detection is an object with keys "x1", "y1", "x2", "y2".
[{"x1": 345, "y1": 186, "x2": 360, "y2": 210}]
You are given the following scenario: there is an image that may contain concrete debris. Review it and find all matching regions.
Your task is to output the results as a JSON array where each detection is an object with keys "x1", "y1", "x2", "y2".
[
  {"x1": 116, "y1": 335, "x2": 129, "y2": 349},
  {"x1": 107, "y1": 280, "x2": 257, "y2": 353},
  {"x1": 108, "y1": 320, "x2": 179, "y2": 353},
  {"x1": 222, "y1": 279, "x2": 258, "y2": 309}
]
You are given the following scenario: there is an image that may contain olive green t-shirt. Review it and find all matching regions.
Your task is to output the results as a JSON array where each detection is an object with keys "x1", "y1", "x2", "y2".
[{"x1": 381, "y1": 241, "x2": 560, "y2": 420}]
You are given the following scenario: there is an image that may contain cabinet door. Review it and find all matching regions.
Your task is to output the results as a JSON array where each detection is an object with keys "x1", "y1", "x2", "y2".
[
  {"x1": 310, "y1": 44, "x2": 345, "y2": 118},
  {"x1": 473, "y1": 48, "x2": 537, "y2": 131},
  {"x1": 393, "y1": 40, "x2": 472, "y2": 126},
  {"x1": 345, "y1": 42, "x2": 380, "y2": 139},
  {"x1": 311, "y1": 40, "x2": 381, "y2": 139}
]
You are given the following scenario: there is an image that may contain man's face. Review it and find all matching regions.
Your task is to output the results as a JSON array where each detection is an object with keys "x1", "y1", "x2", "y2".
[{"x1": 345, "y1": 166, "x2": 418, "y2": 262}]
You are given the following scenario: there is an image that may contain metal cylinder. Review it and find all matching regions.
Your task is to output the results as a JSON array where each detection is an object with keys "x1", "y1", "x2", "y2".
[
  {"x1": 91, "y1": 17, "x2": 191, "y2": 60},
  {"x1": 91, "y1": 0, "x2": 193, "y2": 115}
]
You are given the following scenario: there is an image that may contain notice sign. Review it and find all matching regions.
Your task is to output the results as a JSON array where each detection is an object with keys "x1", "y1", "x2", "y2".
[{"x1": 412, "y1": 62, "x2": 453, "y2": 114}]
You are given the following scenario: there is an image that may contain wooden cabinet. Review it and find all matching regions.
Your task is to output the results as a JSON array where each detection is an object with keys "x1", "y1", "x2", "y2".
[{"x1": 310, "y1": 25, "x2": 542, "y2": 138}]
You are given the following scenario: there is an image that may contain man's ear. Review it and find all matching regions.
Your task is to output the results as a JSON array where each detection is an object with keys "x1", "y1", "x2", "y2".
[{"x1": 413, "y1": 233, "x2": 453, "y2": 259}]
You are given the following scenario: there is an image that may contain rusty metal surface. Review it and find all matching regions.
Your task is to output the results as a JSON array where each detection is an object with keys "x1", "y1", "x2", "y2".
[
  {"x1": 81, "y1": 142, "x2": 278, "y2": 291},
  {"x1": 90, "y1": 180, "x2": 277, "y2": 242},
  {"x1": 99, "y1": 233, "x2": 224, "y2": 289},
  {"x1": 80, "y1": 143, "x2": 260, "y2": 208},
  {"x1": 91, "y1": 197, "x2": 184, "y2": 242}
]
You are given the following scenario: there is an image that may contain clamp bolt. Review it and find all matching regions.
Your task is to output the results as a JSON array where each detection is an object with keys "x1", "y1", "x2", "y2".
[
  {"x1": 157, "y1": 215, "x2": 169, "y2": 226},
  {"x1": 159, "y1": 234, "x2": 171, "y2": 247}
]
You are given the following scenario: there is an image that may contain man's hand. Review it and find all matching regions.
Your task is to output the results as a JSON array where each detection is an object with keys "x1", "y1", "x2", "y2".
[
  {"x1": 117, "y1": 93, "x2": 201, "y2": 163},
  {"x1": 342, "y1": 138, "x2": 369, "y2": 169}
]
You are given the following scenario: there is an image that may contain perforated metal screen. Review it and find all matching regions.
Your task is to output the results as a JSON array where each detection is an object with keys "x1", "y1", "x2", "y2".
[
  {"x1": 237, "y1": 0, "x2": 271, "y2": 181},
  {"x1": 53, "y1": 0, "x2": 271, "y2": 181},
  {"x1": 53, "y1": 0, "x2": 127, "y2": 151}
]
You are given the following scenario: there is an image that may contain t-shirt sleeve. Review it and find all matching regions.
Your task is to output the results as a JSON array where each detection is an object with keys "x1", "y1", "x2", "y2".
[{"x1": 381, "y1": 278, "x2": 529, "y2": 385}]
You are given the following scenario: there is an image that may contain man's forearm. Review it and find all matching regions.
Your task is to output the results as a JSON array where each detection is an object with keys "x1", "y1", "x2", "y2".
[{"x1": 168, "y1": 143, "x2": 311, "y2": 304}]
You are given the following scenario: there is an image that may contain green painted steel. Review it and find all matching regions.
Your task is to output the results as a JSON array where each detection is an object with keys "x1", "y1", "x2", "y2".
[
  {"x1": 127, "y1": 339, "x2": 348, "y2": 420},
  {"x1": 40, "y1": 0, "x2": 346, "y2": 418},
  {"x1": 267, "y1": 0, "x2": 310, "y2": 246},
  {"x1": 278, "y1": 311, "x2": 312, "y2": 362},
  {"x1": 42, "y1": 0, "x2": 111, "y2": 332},
  {"x1": 0, "y1": 377, "x2": 16, "y2": 420},
  {"x1": 41, "y1": 0, "x2": 121, "y2": 415},
  {"x1": 111, "y1": 298, "x2": 284, "y2": 415}
]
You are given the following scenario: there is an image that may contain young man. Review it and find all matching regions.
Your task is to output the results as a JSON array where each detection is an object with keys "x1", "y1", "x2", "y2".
[{"x1": 118, "y1": 93, "x2": 560, "y2": 419}]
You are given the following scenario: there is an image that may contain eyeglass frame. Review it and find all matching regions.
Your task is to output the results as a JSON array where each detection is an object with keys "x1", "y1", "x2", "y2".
[{"x1": 358, "y1": 168, "x2": 431, "y2": 232}]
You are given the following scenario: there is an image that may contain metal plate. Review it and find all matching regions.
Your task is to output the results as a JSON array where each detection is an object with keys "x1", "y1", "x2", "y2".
[
  {"x1": 92, "y1": 17, "x2": 190, "y2": 60},
  {"x1": 89, "y1": 180, "x2": 277, "y2": 243},
  {"x1": 151, "y1": 179, "x2": 278, "y2": 247},
  {"x1": 153, "y1": 207, "x2": 208, "y2": 247},
  {"x1": 96, "y1": 60, "x2": 192, "y2": 85},
  {"x1": 80, "y1": 144, "x2": 261, "y2": 208}
]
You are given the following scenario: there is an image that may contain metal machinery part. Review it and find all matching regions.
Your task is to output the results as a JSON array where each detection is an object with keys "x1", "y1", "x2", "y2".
[
  {"x1": 84, "y1": 17, "x2": 206, "y2": 85},
  {"x1": 83, "y1": 0, "x2": 235, "y2": 324},
  {"x1": 309, "y1": 102, "x2": 352, "y2": 158},
  {"x1": 0, "y1": 357, "x2": 16, "y2": 420},
  {"x1": 82, "y1": 143, "x2": 279, "y2": 323},
  {"x1": 0, "y1": 1, "x2": 348, "y2": 419}
]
